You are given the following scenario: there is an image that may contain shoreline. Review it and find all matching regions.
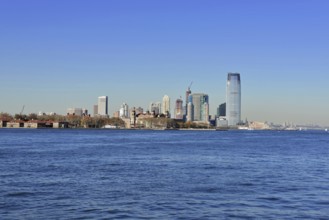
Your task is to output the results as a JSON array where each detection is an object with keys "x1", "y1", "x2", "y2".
[{"x1": 0, "y1": 127, "x2": 327, "y2": 132}]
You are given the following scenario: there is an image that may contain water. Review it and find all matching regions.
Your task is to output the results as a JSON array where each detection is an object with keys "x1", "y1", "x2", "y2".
[{"x1": 0, "y1": 129, "x2": 329, "y2": 219}]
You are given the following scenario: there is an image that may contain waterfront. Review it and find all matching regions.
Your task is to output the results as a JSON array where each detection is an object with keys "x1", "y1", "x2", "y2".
[{"x1": 1, "y1": 129, "x2": 329, "y2": 219}]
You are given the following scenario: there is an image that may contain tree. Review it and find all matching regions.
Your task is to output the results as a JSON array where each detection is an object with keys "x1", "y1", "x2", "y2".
[
  {"x1": 81, "y1": 116, "x2": 94, "y2": 128},
  {"x1": 14, "y1": 114, "x2": 28, "y2": 121},
  {"x1": 107, "y1": 117, "x2": 125, "y2": 128},
  {"x1": 28, "y1": 113, "x2": 38, "y2": 120},
  {"x1": 66, "y1": 115, "x2": 82, "y2": 128},
  {"x1": 0, "y1": 112, "x2": 13, "y2": 121}
]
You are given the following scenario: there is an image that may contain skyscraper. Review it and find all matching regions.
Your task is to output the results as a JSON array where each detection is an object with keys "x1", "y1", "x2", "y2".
[
  {"x1": 93, "y1": 105, "x2": 98, "y2": 116},
  {"x1": 187, "y1": 93, "x2": 209, "y2": 123},
  {"x1": 98, "y1": 96, "x2": 108, "y2": 116},
  {"x1": 185, "y1": 84, "x2": 192, "y2": 116},
  {"x1": 162, "y1": 95, "x2": 170, "y2": 115},
  {"x1": 217, "y1": 103, "x2": 226, "y2": 117},
  {"x1": 226, "y1": 73, "x2": 241, "y2": 126},
  {"x1": 149, "y1": 102, "x2": 161, "y2": 115},
  {"x1": 187, "y1": 101, "x2": 194, "y2": 122},
  {"x1": 175, "y1": 98, "x2": 184, "y2": 119},
  {"x1": 119, "y1": 103, "x2": 129, "y2": 118}
]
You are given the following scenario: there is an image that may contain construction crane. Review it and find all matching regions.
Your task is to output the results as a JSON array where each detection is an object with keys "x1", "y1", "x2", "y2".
[
  {"x1": 188, "y1": 81, "x2": 193, "y2": 91},
  {"x1": 20, "y1": 105, "x2": 25, "y2": 115}
]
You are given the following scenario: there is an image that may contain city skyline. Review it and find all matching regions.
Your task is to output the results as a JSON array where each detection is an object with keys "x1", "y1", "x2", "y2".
[{"x1": 1, "y1": 1, "x2": 329, "y2": 125}]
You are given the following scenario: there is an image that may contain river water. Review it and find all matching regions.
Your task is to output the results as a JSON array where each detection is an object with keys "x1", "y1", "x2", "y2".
[{"x1": 0, "y1": 129, "x2": 329, "y2": 219}]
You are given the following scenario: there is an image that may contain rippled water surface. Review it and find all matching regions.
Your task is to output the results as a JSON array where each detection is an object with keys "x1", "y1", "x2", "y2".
[{"x1": 1, "y1": 129, "x2": 329, "y2": 219}]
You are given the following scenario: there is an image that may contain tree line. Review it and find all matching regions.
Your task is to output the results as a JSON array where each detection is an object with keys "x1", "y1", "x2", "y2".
[
  {"x1": 0, "y1": 112, "x2": 213, "y2": 129},
  {"x1": 0, "y1": 112, "x2": 125, "y2": 128}
]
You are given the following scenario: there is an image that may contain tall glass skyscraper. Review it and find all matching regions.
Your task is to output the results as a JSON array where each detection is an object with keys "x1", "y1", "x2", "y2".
[{"x1": 226, "y1": 73, "x2": 241, "y2": 126}]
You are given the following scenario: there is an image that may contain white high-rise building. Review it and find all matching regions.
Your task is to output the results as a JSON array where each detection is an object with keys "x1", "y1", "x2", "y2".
[
  {"x1": 226, "y1": 73, "x2": 241, "y2": 126},
  {"x1": 187, "y1": 102, "x2": 194, "y2": 122},
  {"x1": 98, "y1": 96, "x2": 108, "y2": 116},
  {"x1": 119, "y1": 103, "x2": 129, "y2": 118},
  {"x1": 162, "y1": 95, "x2": 170, "y2": 115}
]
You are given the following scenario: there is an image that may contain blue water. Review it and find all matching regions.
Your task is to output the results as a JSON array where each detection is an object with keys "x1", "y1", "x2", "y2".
[{"x1": 0, "y1": 129, "x2": 329, "y2": 219}]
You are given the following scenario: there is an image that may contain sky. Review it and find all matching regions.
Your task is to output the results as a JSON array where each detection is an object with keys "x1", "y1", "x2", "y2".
[{"x1": 0, "y1": 0, "x2": 329, "y2": 125}]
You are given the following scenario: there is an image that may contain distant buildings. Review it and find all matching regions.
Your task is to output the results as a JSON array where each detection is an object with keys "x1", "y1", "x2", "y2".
[
  {"x1": 185, "y1": 84, "x2": 192, "y2": 116},
  {"x1": 29, "y1": 73, "x2": 244, "y2": 127},
  {"x1": 134, "y1": 107, "x2": 144, "y2": 115},
  {"x1": 217, "y1": 103, "x2": 226, "y2": 117},
  {"x1": 174, "y1": 98, "x2": 184, "y2": 120},
  {"x1": 226, "y1": 73, "x2": 241, "y2": 126},
  {"x1": 215, "y1": 103, "x2": 227, "y2": 128},
  {"x1": 67, "y1": 108, "x2": 83, "y2": 116},
  {"x1": 187, "y1": 101, "x2": 194, "y2": 122},
  {"x1": 113, "y1": 111, "x2": 120, "y2": 118},
  {"x1": 93, "y1": 105, "x2": 98, "y2": 116},
  {"x1": 98, "y1": 96, "x2": 108, "y2": 116},
  {"x1": 38, "y1": 111, "x2": 56, "y2": 116},
  {"x1": 187, "y1": 93, "x2": 209, "y2": 123},
  {"x1": 162, "y1": 95, "x2": 170, "y2": 115},
  {"x1": 120, "y1": 103, "x2": 129, "y2": 118},
  {"x1": 149, "y1": 102, "x2": 161, "y2": 115}
]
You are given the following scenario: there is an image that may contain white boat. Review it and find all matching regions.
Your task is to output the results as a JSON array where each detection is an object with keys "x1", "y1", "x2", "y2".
[{"x1": 103, "y1": 125, "x2": 117, "y2": 129}]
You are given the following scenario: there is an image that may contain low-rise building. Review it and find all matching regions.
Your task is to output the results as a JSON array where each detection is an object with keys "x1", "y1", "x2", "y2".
[
  {"x1": 6, "y1": 121, "x2": 25, "y2": 128},
  {"x1": 249, "y1": 121, "x2": 271, "y2": 130},
  {"x1": 216, "y1": 117, "x2": 228, "y2": 128},
  {"x1": 53, "y1": 122, "x2": 69, "y2": 128},
  {"x1": 24, "y1": 121, "x2": 46, "y2": 128},
  {"x1": 0, "y1": 120, "x2": 8, "y2": 128},
  {"x1": 113, "y1": 111, "x2": 120, "y2": 118},
  {"x1": 24, "y1": 121, "x2": 53, "y2": 128},
  {"x1": 122, "y1": 118, "x2": 131, "y2": 129}
]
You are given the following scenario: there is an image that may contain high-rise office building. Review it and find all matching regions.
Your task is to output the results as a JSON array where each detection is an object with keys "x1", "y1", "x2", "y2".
[
  {"x1": 93, "y1": 105, "x2": 98, "y2": 116},
  {"x1": 226, "y1": 73, "x2": 241, "y2": 126},
  {"x1": 217, "y1": 103, "x2": 226, "y2": 117},
  {"x1": 187, "y1": 93, "x2": 209, "y2": 123},
  {"x1": 187, "y1": 102, "x2": 194, "y2": 122},
  {"x1": 98, "y1": 96, "x2": 108, "y2": 116},
  {"x1": 175, "y1": 98, "x2": 184, "y2": 119},
  {"x1": 185, "y1": 85, "x2": 192, "y2": 116},
  {"x1": 149, "y1": 102, "x2": 161, "y2": 115},
  {"x1": 162, "y1": 95, "x2": 170, "y2": 115}
]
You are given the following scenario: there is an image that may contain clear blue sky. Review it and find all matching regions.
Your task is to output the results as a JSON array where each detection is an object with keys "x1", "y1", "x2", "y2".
[{"x1": 1, "y1": 0, "x2": 328, "y2": 125}]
